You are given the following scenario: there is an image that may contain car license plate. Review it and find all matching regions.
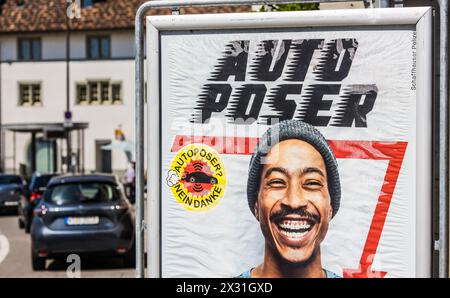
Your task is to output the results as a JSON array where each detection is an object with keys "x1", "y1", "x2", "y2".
[
  {"x1": 65, "y1": 216, "x2": 99, "y2": 226},
  {"x1": 4, "y1": 201, "x2": 18, "y2": 206}
]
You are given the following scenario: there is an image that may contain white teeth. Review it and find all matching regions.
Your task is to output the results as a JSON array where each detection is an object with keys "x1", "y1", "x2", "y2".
[
  {"x1": 279, "y1": 221, "x2": 312, "y2": 231},
  {"x1": 280, "y1": 229, "x2": 308, "y2": 239}
]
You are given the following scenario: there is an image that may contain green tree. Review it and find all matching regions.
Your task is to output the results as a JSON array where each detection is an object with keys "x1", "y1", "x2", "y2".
[{"x1": 260, "y1": 3, "x2": 319, "y2": 12}]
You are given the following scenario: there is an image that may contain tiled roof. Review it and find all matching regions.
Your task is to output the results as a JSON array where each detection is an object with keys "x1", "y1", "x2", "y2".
[{"x1": 0, "y1": 0, "x2": 251, "y2": 33}]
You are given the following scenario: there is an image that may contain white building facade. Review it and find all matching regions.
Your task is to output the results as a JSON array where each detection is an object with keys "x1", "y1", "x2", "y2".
[{"x1": 0, "y1": 30, "x2": 136, "y2": 175}]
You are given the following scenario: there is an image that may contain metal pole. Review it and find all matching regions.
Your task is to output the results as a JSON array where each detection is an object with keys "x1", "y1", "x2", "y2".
[
  {"x1": 60, "y1": 138, "x2": 63, "y2": 173},
  {"x1": 77, "y1": 128, "x2": 80, "y2": 173},
  {"x1": 135, "y1": 0, "x2": 395, "y2": 278},
  {"x1": 135, "y1": 5, "x2": 146, "y2": 279},
  {"x1": 0, "y1": 42, "x2": 2, "y2": 173},
  {"x1": 48, "y1": 139, "x2": 51, "y2": 172},
  {"x1": 66, "y1": 130, "x2": 71, "y2": 173},
  {"x1": 82, "y1": 129, "x2": 85, "y2": 174},
  {"x1": 437, "y1": 0, "x2": 449, "y2": 278},
  {"x1": 65, "y1": 3, "x2": 73, "y2": 173},
  {"x1": 31, "y1": 132, "x2": 36, "y2": 174},
  {"x1": 53, "y1": 139, "x2": 57, "y2": 173},
  {"x1": 13, "y1": 132, "x2": 16, "y2": 174}
]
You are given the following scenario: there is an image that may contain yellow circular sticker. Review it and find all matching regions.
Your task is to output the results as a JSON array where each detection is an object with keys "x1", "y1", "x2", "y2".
[{"x1": 166, "y1": 143, "x2": 226, "y2": 212}]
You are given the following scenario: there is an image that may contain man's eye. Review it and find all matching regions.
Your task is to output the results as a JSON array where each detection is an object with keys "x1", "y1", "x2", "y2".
[
  {"x1": 267, "y1": 179, "x2": 286, "y2": 188},
  {"x1": 304, "y1": 180, "x2": 323, "y2": 188}
]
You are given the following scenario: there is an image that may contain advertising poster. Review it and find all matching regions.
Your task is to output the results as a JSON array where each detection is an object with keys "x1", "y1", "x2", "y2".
[{"x1": 149, "y1": 9, "x2": 432, "y2": 278}]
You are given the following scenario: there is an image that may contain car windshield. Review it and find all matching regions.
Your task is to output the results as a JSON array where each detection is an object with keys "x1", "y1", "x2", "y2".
[
  {"x1": 45, "y1": 182, "x2": 120, "y2": 205},
  {"x1": 0, "y1": 175, "x2": 22, "y2": 185}
]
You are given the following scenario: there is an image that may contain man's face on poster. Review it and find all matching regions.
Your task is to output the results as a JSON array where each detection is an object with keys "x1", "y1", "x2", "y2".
[{"x1": 255, "y1": 139, "x2": 333, "y2": 264}]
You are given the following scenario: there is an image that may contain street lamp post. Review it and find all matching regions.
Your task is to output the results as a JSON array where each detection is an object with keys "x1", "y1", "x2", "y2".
[{"x1": 65, "y1": 2, "x2": 73, "y2": 173}]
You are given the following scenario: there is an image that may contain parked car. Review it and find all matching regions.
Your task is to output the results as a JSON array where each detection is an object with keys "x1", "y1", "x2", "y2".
[
  {"x1": 30, "y1": 174, "x2": 135, "y2": 270},
  {"x1": 18, "y1": 173, "x2": 59, "y2": 233},
  {"x1": 0, "y1": 174, "x2": 27, "y2": 214}
]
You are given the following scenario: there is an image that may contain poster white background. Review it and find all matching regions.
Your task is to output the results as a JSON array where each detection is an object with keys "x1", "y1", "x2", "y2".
[{"x1": 159, "y1": 27, "x2": 419, "y2": 277}]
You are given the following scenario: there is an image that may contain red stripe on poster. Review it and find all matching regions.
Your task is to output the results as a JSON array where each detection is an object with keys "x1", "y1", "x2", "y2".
[{"x1": 171, "y1": 135, "x2": 260, "y2": 155}]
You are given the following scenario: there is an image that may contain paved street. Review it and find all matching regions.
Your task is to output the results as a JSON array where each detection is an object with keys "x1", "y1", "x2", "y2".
[{"x1": 0, "y1": 212, "x2": 135, "y2": 278}]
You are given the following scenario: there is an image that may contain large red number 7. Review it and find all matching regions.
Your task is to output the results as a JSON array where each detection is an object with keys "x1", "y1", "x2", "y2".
[{"x1": 329, "y1": 141, "x2": 408, "y2": 278}]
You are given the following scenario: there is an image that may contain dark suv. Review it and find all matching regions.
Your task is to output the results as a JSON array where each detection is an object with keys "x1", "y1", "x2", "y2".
[
  {"x1": 18, "y1": 173, "x2": 59, "y2": 233},
  {"x1": 30, "y1": 174, "x2": 135, "y2": 270},
  {"x1": 0, "y1": 174, "x2": 26, "y2": 214}
]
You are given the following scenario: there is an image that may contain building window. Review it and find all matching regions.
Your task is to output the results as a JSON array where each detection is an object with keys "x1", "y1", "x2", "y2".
[
  {"x1": 111, "y1": 83, "x2": 122, "y2": 103},
  {"x1": 77, "y1": 84, "x2": 87, "y2": 103},
  {"x1": 19, "y1": 83, "x2": 42, "y2": 106},
  {"x1": 88, "y1": 81, "x2": 99, "y2": 103},
  {"x1": 100, "y1": 81, "x2": 110, "y2": 103},
  {"x1": 77, "y1": 81, "x2": 122, "y2": 105},
  {"x1": 87, "y1": 36, "x2": 110, "y2": 59},
  {"x1": 18, "y1": 38, "x2": 42, "y2": 61}
]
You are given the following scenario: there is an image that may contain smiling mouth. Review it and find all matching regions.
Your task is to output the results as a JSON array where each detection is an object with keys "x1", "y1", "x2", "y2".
[
  {"x1": 277, "y1": 219, "x2": 314, "y2": 238},
  {"x1": 273, "y1": 216, "x2": 318, "y2": 248}
]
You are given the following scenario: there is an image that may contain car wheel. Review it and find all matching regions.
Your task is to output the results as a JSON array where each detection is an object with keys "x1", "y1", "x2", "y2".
[
  {"x1": 25, "y1": 221, "x2": 31, "y2": 234},
  {"x1": 31, "y1": 250, "x2": 46, "y2": 271},
  {"x1": 210, "y1": 177, "x2": 218, "y2": 184},
  {"x1": 189, "y1": 177, "x2": 196, "y2": 183},
  {"x1": 123, "y1": 246, "x2": 136, "y2": 268},
  {"x1": 25, "y1": 214, "x2": 33, "y2": 234},
  {"x1": 18, "y1": 218, "x2": 25, "y2": 229}
]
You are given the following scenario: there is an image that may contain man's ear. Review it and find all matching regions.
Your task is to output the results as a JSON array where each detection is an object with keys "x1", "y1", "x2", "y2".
[
  {"x1": 327, "y1": 204, "x2": 333, "y2": 221},
  {"x1": 254, "y1": 201, "x2": 260, "y2": 221}
]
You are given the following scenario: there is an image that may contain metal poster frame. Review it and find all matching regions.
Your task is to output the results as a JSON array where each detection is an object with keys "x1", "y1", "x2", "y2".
[{"x1": 135, "y1": 1, "x2": 447, "y2": 278}]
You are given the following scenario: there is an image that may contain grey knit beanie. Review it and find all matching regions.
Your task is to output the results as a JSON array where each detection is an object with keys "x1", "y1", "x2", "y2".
[{"x1": 247, "y1": 120, "x2": 341, "y2": 218}]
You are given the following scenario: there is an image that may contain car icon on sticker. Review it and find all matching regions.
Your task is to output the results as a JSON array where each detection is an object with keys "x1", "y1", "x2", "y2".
[{"x1": 182, "y1": 172, "x2": 218, "y2": 184}]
